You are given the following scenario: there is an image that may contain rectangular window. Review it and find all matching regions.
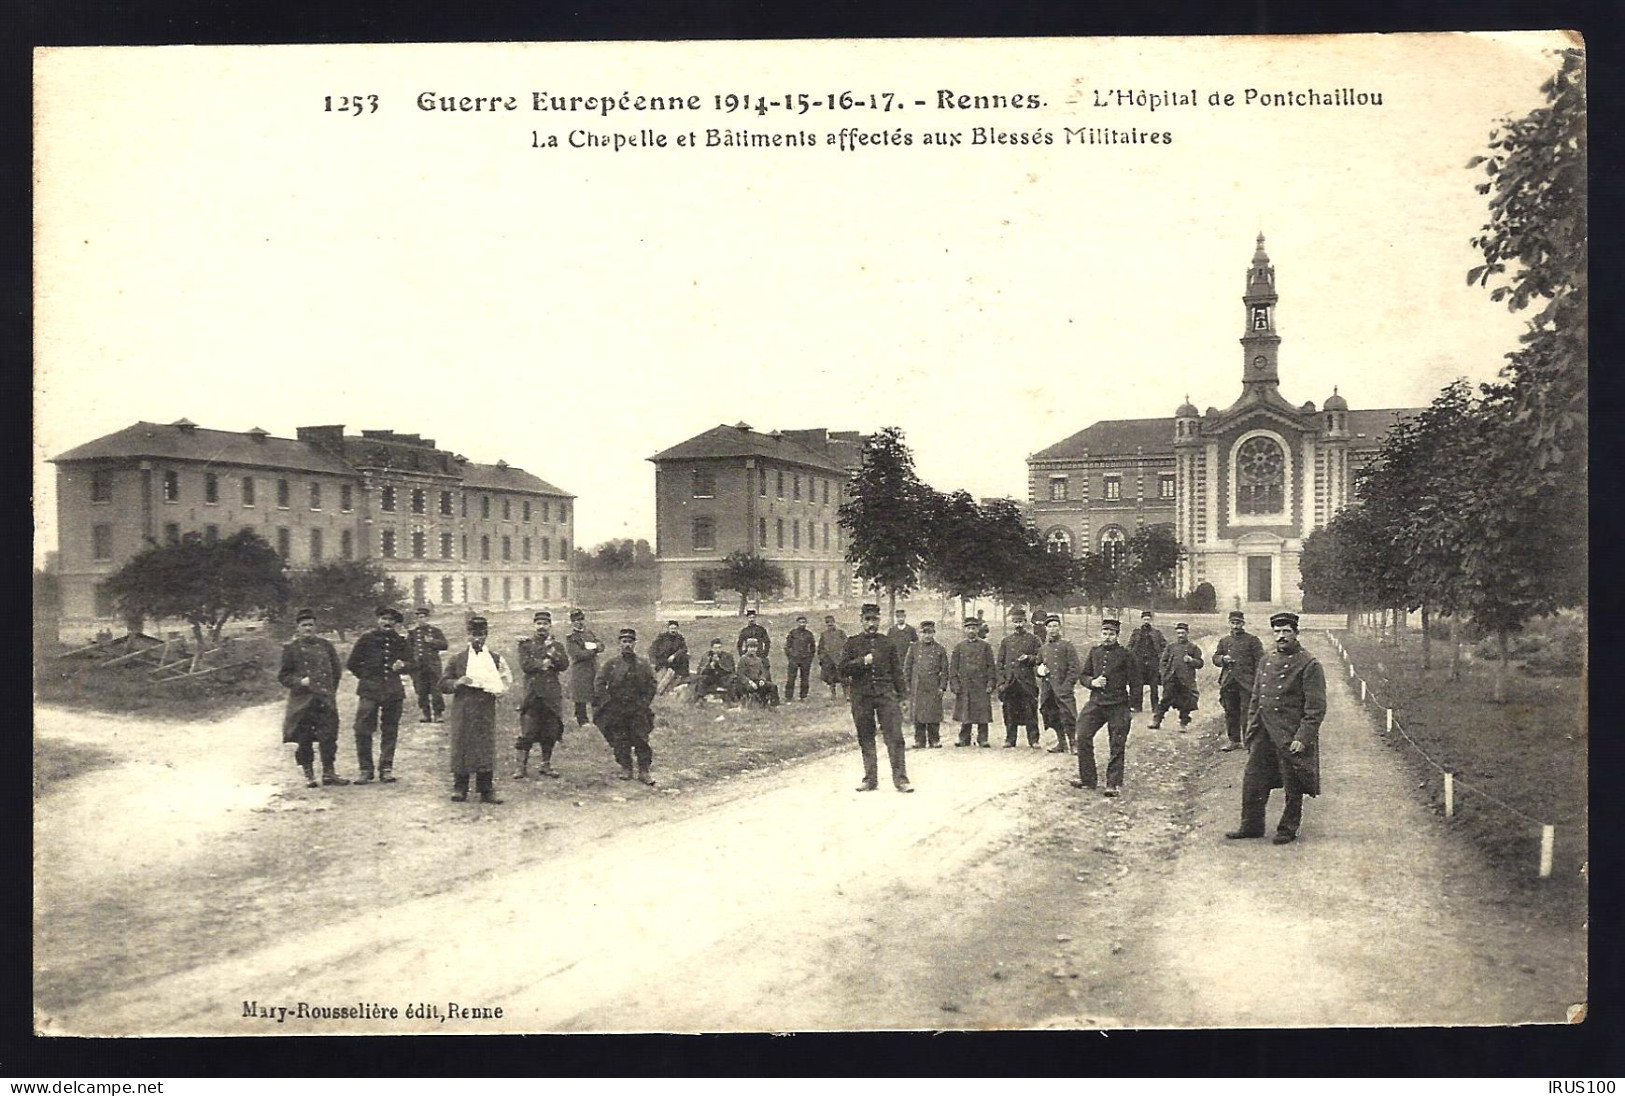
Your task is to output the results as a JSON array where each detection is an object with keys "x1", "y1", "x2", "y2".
[
  {"x1": 502, "y1": 536, "x2": 512, "y2": 561},
  {"x1": 692, "y1": 517, "x2": 715, "y2": 551},
  {"x1": 380, "y1": 485, "x2": 396, "y2": 512},
  {"x1": 776, "y1": 518, "x2": 784, "y2": 548},
  {"x1": 1159, "y1": 474, "x2": 1176, "y2": 499},
  {"x1": 441, "y1": 576, "x2": 454, "y2": 603},
  {"x1": 380, "y1": 530, "x2": 396, "y2": 558},
  {"x1": 523, "y1": 501, "x2": 532, "y2": 522},
  {"x1": 481, "y1": 495, "x2": 491, "y2": 520},
  {"x1": 440, "y1": 490, "x2": 453, "y2": 516},
  {"x1": 412, "y1": 489, "x2": 426, "y2": 515},
  {"x1": 277, "y1": 527, "x2": 291, "y2": 559},
  {"x1": 793, "y1": 520, "x2": 800, "y2": 549},
  {"x1": 523, "y1": 577, "x2": 531, "y2": 601},
  {"x1": 310, "y1": 528, "x2": 324, "y2": 563},
  {"x1": 692, "y1": 468, "x2": 715, "y2": 498},
  {"x1": 561, "y1": 575, "x2": 568, "y2": 597},
  {"x1": 481, "y1": 577, "x2": 490, "y2": 601},
  {"x1": 341, "y1": 530, "x2": 354, "y2": 560},
  {"x1": 822, "y1": 571, "x2": 831, "y2": 596},
  {"x1": 541, "y1": 500, "x2": 550, "y2": 523},
  {"x1": 543, "y1": 576, "x2": 551, "y2": 598},
  {"x1": 413, "y1": 576, "x2": 427, "y2": 604},
  {"x1": 522, "y1": 537, "x2": 532, "y2": 561},
  {"x1": 309, "y1": 482, "x2": 322, "y2": 510},
  {"x1": 759, "y1": 468, "x2": 767, "y2": 497},
  {"x1": 694, "y1": 573, "x2": 715, "y2": 602},
  {"x1": 823, "y1": 523, "x2": 830, "y2": 550},
  {"x1": 159, "y1": 522, "x2": 179, "y2": 547},
  {"x1": 91, "y1": 471, "x2": 113, "y2": 503},
  {"x1": 793, "y1": 570, "x2": 801, "y2": 596},
  {"x1": 1103, "y1": 476, "x2": 1122, "y2": 502},
  {"x1": 562, "y1": 538, "x2": 569, "y2": 557},
  {"x1": 823, "y1": 480, "x2": 830, "y2": 505},
  {"x1": 503, "y1": 577, "x2": 512, "y2": 603},
  {"x1": 1049, "y1": 476, "x2": 1068, "y2": 502},
  {"x1": 462, "y1": 577, "x2": 468, "y2": 602},
  {"x1": 461, "y1": 494, "x2": 468, "y2": 518},
  {"x1": 241, "y1": 477, "x2": 256, "y2": 506},
  {"x1": 503, "y1": 498, "x2": 512, "y2": 521},
  {"x1": 776, "y1": 471, "x2": 784, "y2": 498},
  {"x1": 462, "y1": 534, "x2": 469, "y2": 559},
  {"x1": 412, "y1": 531, "x2": 426, "y2": 559},
  {"x1": 162, "y1": 470, "x2": 179, "y2": 503},
  {"x1": 204, "y1": 473, "x2": 218, "y2": 504},
  {"x1": 793, "y1": 474, "x2": 801, "y2": 501},
  {"x1": 277, "y1": 479, "x2": 291, "y2": 509},
  {"x1": 441, "y1": 532, "x2": 454, "y2": 559},
  {"x1": 560, "y1": 502, "x2": 569, "y2": 524},
  {"x1": 204, "y1": 524, "x2": 219, "y2": 544},
  {"x1": 341, "y1": 484, "x2": 354, "y2": 512},
  {"x1": 481, "y1": 535, "x2": 491, "y2": 561},
  {"x1": 758, "y1": 517, "x2": 768, "y2": 548}
]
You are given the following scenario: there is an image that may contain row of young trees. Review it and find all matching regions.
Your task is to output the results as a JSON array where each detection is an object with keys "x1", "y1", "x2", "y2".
[{"x1": 1299, "y1": 49, "x2": 1586, "y2": 702}]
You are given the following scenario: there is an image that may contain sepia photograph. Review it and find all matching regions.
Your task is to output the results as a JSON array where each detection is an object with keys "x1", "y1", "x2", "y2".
[{"x1": 31, "y1": 32, "x2": 1587, "y2": 1038}]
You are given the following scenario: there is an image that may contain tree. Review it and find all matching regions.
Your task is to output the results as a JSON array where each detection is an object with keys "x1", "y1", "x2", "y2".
[
  {"x1": 1075, "y1": 551, "x2": 1120, "y2": 616},
  {"x1": 839, "y1": 427, "x2": 933, "y2": 615},
  {"x1": 101, "y1": 530, "x2": 290, "y2": 645},
  {"x1": 922, "y1": 490, "x2": 1005, "y2": 613},
  {"x1": 289, "y1": 560, "x2": 408, "y2": 642},
  {"x1": 1122, "y1": 524, "x2": 1183, "y2": 604},
  {"x1": 700, "y1": 550, "x2": 788, "y2": 614}
]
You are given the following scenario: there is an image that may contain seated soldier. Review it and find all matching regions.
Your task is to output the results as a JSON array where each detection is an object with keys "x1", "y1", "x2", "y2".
[
  {"x1": 690, "y1": 638, "x2": 738, "y2": 704},
  {"x1": 736, "y1": 637, "x2": 781, "y2": 708}
]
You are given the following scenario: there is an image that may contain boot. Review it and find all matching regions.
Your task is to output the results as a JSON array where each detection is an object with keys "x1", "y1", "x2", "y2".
[
  {"x1": 479, "y1": 790, "x2": 504, "y2": 804},
  {"x1": 476, "y1": 772, "x2": 502, "y2": 804},
  {"x1": 301, "y1": 762, "x2": 318, "y2": 789},
  {"x1": 618, "y1": 764, "x2": 635, "y2": 781},
  {"x1": 512, "y1": 748, "x2": 530, "y2": 780},
  {"x1": 537, "y1": 746, "x2": 560, "y2": 778},
  {"x1": 451, "y1": 772, "x2": 470, "y2": 801},
  {"x1": 637, "y1": 765, "x2": 656, "y2": 787},
  {"x1": 321, "y1": 766, "x2": 351, "y2": 786},
  {"x1": 379, "y1": 768, "x2": 396, "y2": 784}
]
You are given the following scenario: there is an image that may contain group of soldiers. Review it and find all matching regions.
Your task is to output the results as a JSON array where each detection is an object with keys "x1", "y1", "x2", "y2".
[{"x1": 278, "y1": 600, "x2": 1326, "y2": 842}]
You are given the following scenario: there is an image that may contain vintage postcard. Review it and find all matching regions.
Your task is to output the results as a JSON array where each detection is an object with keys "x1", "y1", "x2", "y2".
[{"x1": 33, "y1": 34, "x2": 1586, "y2": 1035}]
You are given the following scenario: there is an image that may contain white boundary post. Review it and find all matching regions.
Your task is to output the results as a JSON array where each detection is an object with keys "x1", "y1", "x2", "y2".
[
  {"x1": 1540, "y1": 826, "x2": 1555, "y2": 878},
  {"x1": 1385, "y1": 708, "x2": 1393, "y2": 733},
  {"x1": 1444, "y1": 773, "x2": 1454, "y2": 818},
  {"x1": 1360, "y1": 680, "x2": 1367, "y2": 702}
]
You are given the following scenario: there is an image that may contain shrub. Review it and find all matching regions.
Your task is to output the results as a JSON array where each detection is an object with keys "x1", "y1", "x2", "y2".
[
  {"x1": 1522, "y1": 628, "x2": 1584, "y2": 677},
  {"x1": 1185, "y1": 582, "x2": 1216, "y2": 613}
]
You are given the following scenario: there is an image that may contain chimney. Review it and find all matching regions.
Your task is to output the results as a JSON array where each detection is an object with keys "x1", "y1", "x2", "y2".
[
  {"x1": 296, "y1": 425, "x2": 346, "y2": 460},
  {"x1": 171, "y1": 418, "x2": 198, "y2": 433},
  {"x1": 247, "y1": 427, "x2": 270, "y2": 443}
]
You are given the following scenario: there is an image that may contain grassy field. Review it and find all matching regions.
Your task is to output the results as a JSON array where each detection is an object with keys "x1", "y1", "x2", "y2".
[{"x1": 1330, "y1": 622, "x2": 1587, "y2": 927}]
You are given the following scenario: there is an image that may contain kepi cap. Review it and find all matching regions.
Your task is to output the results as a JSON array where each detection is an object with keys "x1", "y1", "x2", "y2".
[{"x1": 1269, "y1": 611, "x2": 1301, "y2": 631}]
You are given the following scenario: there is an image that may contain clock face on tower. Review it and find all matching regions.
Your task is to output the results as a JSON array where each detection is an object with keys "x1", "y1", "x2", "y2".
[{"x1": 1253, "y1": 355, "x2": 1267, "y2": 373}]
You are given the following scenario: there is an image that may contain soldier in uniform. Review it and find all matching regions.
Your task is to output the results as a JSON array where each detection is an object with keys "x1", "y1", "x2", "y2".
[
  {"x1": 736, "y1": 636, "x2": 780, "y2": 707},
  {"x1": 690, "y1": 638, "x2": 737, "y2": 704},
  {"x1": 345, "y1": 606, "x2": 415, "y2": 784},
  {"x1": 514, "y1": 610, "x2": 570, "y2": 780},
  {"x1": 783, "y1": 615, "x2": 817, "y2": 702},
  {"x1": 1127, "y1": 610, "x2": 1167, "y2": 713},
  {"x1": 593, "y1": 627, "x2": 659, "y2": 785},
  {"x1": 407, "y1": 605, "x2": 449, "y2": 723},
  {"x1": 840, "y1": 603, "x2": 912, "y2": 793},
  {"x1": 817, "y1": 614, "x2": 848, "y2": 700},
  {"x1": 1213, "y1": 610, "x2": 1265, "y2": 752},
  {"x1": 440, "y1": 615, "x2": 511, "y2": 804},
  {"x1": 1038, "y1": 614, "x2": 1082, "y2": 754},
  {"x1": 1227, "y1": 612, "x2": 1326, "y2": 845},
  {"x1": 649, "y1": 620, "x2": 690, "y2": 696},
  {"x1": 565, "y1": 609, "x2": 602, "y2": 728},
  {"x1": 278, "y1": 608, "x2": 349, "y2": 788},
  {"x1": 1152, "y1": 622, "x2": 1205, "y2": 730},
  {"x1": 736, "y1": 607, "x2": 770, "y2": 659},
  {"x1": 997, "y1": 608, "x2": 1043, "y2": 748},
  {"x1": 903, "y1": 620, "x2": 950, "y2": 748},
  {"x1": 1070, "y1": 618, "x2": 1141, "y2": 798},
  {"x1": 949, "y1": 616, "x2": 997, "y2": 747},
  {"x1": 888, "y1": 609, "x2": 919, "y2": 662}
]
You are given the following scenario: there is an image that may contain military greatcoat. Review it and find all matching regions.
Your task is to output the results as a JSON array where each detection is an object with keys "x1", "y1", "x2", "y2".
[
  {"x1": 1158, "y1": 638, "x2": 1205, "y2": 711},
  {"x1": 948, "y1": 637, "x2": 997, "y2": 723},
  {"x1": 1038, "y1": 637, "x2": 1084, "y2": 722},
  {"x1": 565, "y1": 629, "x2": 602, "y2": 701},
  {"x1": 440, "y1": 645, "x2": 510, "y2": 773},
  {"x1": 903, "y1": 638, "x2": 950, "y2": 723},
  {"x1": 817, "y1": 624, "x2": 848, "y2": 685},
  {"x1": 1243, "y1": 644, "x2": 1326, "y2": 796},
  {"x1": 279, "y1": 634, "x2": 342, "y2": 742}
]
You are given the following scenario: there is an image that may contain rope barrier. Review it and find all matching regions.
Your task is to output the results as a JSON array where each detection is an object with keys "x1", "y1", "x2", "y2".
[{"x1": 1320, "y1": 629, "x2": 1562, "y2": 876}]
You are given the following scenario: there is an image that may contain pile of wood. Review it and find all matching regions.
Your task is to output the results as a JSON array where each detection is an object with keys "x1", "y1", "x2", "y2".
[{"x1": 56, "y1": 632, "x2": 260, "y2": 682}]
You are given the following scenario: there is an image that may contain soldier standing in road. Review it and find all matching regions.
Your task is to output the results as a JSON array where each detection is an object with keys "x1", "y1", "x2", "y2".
[
  {"x1": 345, "y1": 606, "x2": 415, "y2": 784},
  {"x1": 783, "y1": 615, "x2": 817, "y2": 702},
  {"x1": 840, "y1": 603, "x2": 912, "y2": 793},
  {"x1": 407, "y1": 606, "x2": 448, "y2": 723},
  {"x1": 736, "y1": 608, "x2": 770, "y2": 660},
  {"x1": 949, "y1": 616, "x2": 997, "y2": 747},
  {"x1": 1038, "y1": 614, "x2": 1082, "y2": 755},
  {"x1": 817, "y1": 614, "x2": 848, "y2": 700},
  {"x1": 593, "y1": 627, "x2": 659, "y2": 785},
  {"x1": 565, "y1": 609, "x2": 602, "y2": 729},
  {"x1": 1226, "y1": 612, "x2": 1326, "y2": 845},
  {"x1": 1070, "y1": 618, "x2": 1141, "y2": 798},
  {"x1": 514, "y1": 610, "x2": 570, "y2": 780},
  {"x1": 1152, "y1": 622, "x2": 1205, "y2": 731},
  {"x1": 440, "y1": 615, "x2": 511, "y2": 805},
  {"x1": 278, "y1": 608, "x2": 349, "y2": 788},
  {"x1": 1213, "y1": 610, "x2": 1265, "y2": 752},
  {"x1": 997, "y1": 608, "x2": 1043, "y2": 748},
  {"x1": 903, "y1": 620, "x2": 950, "y2": 748},
  {"x1": 1128, "y1": 610, "x2": 1167, "y2": 714},
  {"x1": 649, "y1": 620, "x2": 690, "y2": 696}
]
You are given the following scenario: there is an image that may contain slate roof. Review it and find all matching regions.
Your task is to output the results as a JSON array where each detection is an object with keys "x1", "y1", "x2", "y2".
[
  {"x1": 461, "y1": 461, "x2": 573, "y2": 497},
  {"x1": 51, "y1": 421, "x2": 355, "y2": 476},
  {"x1": 1030, "y1": 418, "x2": 1173, "y2": 461},
  {"x1": 649, "y1": 423, "x2": 848, "y2": 473}
]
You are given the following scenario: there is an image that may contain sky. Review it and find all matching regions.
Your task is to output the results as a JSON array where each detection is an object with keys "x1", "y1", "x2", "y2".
[{"x1": 32, "y1": 34, "x2": 1571, "y2": 562}]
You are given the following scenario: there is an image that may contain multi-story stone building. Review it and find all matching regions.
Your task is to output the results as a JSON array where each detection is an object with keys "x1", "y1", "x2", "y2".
[
  {"x1": 50, "y1": 420, "x2": 574, "y2": 635},
  {"x1": 648, "y1": 424, "x2": 864, "y2": 611},
  {"x1": 1028, "y1": 236, "x2": 1420, "y2": 612}
]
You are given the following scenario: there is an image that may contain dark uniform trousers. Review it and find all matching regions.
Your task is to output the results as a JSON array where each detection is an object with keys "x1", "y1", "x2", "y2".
[
  {"x1": 1220, "y1": 681, "x2": 1248, "y2": 744},
  {"x1": 411, "y1": 665, "x2": 444, "y2": 718},
  {"x1": 852, "y1": 695, "x2": 908, "y2": 787},
  {"x1": 1076, "y1": 702, "x2": 1132, "y2": 789},
  {"x1": 516, "y1": 703, "x2": 564, "y2": 752},
  {"x1": 1002, "y1": 689, "x2": 1040, "y2": 746},
  {"x1": 1134, "y1": 668, "x2": 1160, "y2": 713},
  {"x1": 599, "y1": 711, "x2": 654, "y2": 772},
  {"x1": 1240, "y1": 737, "x2": 1306, "y2": 836},
  {"x1": 293, "y1": 704, "x2": 340, "y2": 769},
  {"x1": 1041, "y1": 693, "x2": 1077, "y2": 752},
  {"x1": 785, "y1": 658, "x2": 813, "y2": 700},
  {"x1": 355, "y1": 696, "x2": 404, "y2": 776}
]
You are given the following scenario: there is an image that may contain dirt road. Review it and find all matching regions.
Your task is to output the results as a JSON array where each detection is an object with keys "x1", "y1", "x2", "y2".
[{"x1": 35, "y1": 635, "x2": 1584, "y2": 1034}]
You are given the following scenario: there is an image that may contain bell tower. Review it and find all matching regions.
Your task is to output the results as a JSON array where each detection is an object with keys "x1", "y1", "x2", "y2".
[{"x1": 1241, "y1": 233, "x2": 1281, "y2": 393}]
